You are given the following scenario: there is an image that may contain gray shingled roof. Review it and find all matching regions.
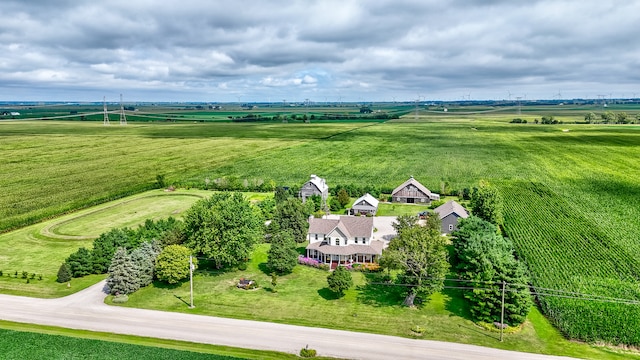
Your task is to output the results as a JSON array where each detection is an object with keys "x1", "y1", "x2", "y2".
[
  {"x1": 308, "y1": 216, "x2": 374, "y2": 238},
  {"x1": 306, "y1": 240, "x2": 385, "y2": 256},
  {"x1": 433, "y1": 200, "x2": 469, "y2": 219}
]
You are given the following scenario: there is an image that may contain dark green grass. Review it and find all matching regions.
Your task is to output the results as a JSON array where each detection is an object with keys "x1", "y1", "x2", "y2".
[{"x1": 0, "y1": 321, "x2": 323, "y2": 360}]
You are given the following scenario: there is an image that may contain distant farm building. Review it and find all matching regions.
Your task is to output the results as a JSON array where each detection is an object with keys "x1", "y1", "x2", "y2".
[{"x1": 391, "y1": 176, "x2": 440, "y2": 204}]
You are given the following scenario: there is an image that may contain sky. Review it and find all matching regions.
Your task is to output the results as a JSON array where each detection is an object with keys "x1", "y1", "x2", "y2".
[{"x1": 1, "y1": 0, "x2": 639, "y2": 102}]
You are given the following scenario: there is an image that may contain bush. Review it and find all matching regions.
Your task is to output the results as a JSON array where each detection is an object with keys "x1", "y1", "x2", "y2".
[
  {"x1": 299, "y1": 347, "x2": 317, "y2": 358},
  {"x1": 237, "y1": 262, "x2": 248, "y2": 271},
  {"x1": 112, "y1": 294, "x2": 129, "y2": 303},
  {"x1": 327, "y1": 266, "x2": 353, "y2": 296}
]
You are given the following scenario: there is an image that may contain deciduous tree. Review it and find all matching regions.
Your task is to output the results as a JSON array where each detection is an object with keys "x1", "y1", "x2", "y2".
[
  {"x1": 380, "y1": 217, "x2": 449, "y2": 306},
  {"x1": 183, "y1": 193, "x2": 263, "y2": 268},
  {"x1": 470, "y1": 181, "x2": 504, "y2": 226},
  {"x1": 155, "y1": 245, "x2": 196, "y2": 284}
]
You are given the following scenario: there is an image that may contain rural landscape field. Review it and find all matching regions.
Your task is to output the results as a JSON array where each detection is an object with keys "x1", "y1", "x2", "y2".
[{"x1": 1, "y1": 102, "x2": 640, "y2": 359}]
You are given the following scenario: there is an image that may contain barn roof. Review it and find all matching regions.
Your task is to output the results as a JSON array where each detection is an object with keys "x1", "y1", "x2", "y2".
[
  {"x1": 306, "y1": 174, "x2": 328, "y2": 193},
  {"x1": 392, "y1": 176, "x2": 439, "y2": 200}
]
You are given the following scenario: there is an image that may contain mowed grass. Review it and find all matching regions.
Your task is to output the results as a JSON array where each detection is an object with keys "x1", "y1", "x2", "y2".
[
  {"x1": 0, "y1": 120, "x2": 367, "y2": 232},
  {"x1": 0, "y1": 190, "x2": 209, "y2": 297},
  {"x1": 117, "y1": 244, "x2": 634, "y2": 360}
]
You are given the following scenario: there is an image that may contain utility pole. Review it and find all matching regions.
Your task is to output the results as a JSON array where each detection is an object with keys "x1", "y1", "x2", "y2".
[
  {"x1": 103, "y1": 96, "x2": 110, "y2": 125},
  {"x1": 500, "y1": 281, "x2": 506, "y2": 342},
  {"x1": 119, "y1": 94, "x2": 127, "y2": 125},
  {"x1": 189, "y1": 255, "x2": 195, "y2": 308}
]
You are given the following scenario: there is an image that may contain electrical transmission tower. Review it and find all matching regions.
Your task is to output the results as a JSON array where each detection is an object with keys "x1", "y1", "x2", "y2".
[
  {"x1": 103, "y1": 96, "x2": 110, "y2": 125},
  {"x1": 119, "y1": 94, "x2": 127, "y2": 125}
]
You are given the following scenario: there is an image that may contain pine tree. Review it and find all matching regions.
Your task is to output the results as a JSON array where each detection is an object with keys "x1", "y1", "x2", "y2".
[
  {"x1": 130, "y1": 241, "x2": 161, "y2": 288},
  {"x1": 106, "y1": 247, "x2": 140, "y2": 295},
  {"x1": 56, "y1": 262, "x2": 72, "y2": 283},
  {"x1": 267, "y1": 231, "x2": 298, "y2": 274}
]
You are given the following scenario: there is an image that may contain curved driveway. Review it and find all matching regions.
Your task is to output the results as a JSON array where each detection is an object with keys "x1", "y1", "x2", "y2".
[{"x1": 0, "y1": 281, "x2": 576, "y2": 360}]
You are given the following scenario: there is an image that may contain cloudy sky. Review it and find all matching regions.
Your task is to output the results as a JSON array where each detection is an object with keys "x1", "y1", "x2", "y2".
[{"x1": 1, "y1": 0, "x2": 639, "y2": 102}]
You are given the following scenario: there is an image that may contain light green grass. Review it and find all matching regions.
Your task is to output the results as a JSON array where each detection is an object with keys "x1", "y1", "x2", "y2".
[
  {"x1": 116, "y1": 244, "x2": 636, "y2": 360},
  {"x1": 376, "y1": 202, "x2": 432, "y2": 216}
]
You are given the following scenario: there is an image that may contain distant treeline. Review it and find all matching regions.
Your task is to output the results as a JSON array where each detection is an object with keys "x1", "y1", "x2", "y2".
[{"x1": 231, "y1": 112, "x2": 400, "y2": 122}]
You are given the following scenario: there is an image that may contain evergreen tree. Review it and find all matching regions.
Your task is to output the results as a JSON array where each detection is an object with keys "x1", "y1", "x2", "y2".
[
  {"x1": 106, "y1": 247, "x2": 140, "y2": 295},
  {"x1": 327, "y1": 266, "x2": 353, "y2": 296},
  {"x1": 130, "y1": 241, "x2": 161, "y2": 288},
  {"x1": 337, "y1": 189, "x2": 350, "y2": 208},
  {"x1": 56, "y1": 262, "x2": 72, "y2": 283},
  {"x1": 267, "y1": 230, "x2": 298, "y2": 274},
  {"x1": 66, "y1": 247, "x2": 93, "y2": 277},
  {"x1": 272, "y1": 197, "x2": 309, "y2": 243},
  {"x1": 453, "y1": 216, "x2": 531, "y2": 325}
]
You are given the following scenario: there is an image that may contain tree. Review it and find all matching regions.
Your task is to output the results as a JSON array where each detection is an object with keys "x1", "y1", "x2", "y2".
[
  {"x1": 337, "y1": 189, "x2": 350, "y2": 208},
  {"x1": 130, "y1": 241, "x2": 161, "y2": 288},
  {"x1": 616, "y1": 112, "x2": 628, "y2": 124},
  {"x1": 391, "y1": 214, "x2": 418, "y2": 235},
  {"x1": 106, "y1": 247, "x2": 140, "y2": 295},
  {"x1": 584, "y1": 112, "x2": 597, "y2": 123},
  {"x1": 380, "y1": 218, "x2": 449, "y2": 306},
  {"x1": 470, "y1": 181, "x2": 504, "y2": 226},
  {"x1": 274, "y1": 186, "x2": 291, "y2": 203},
  {"x1": 183, "y1": 193, "x2": 263, "y2": 268},
  {"x1": 453, "y1": 216, "x2": 531, "y2": 325},
  {"x1": 601, "y1": 111, "x2": 615, "y2": 124},
  {"x1": 90, "y1": 228, "x2": 135, "y2": 274},
  {"x1": 267, "y1": 231, "x2": 298, "y2": 274},
  {"x1": 272, "y1": 197, "x2": 309, "y2": 243},
  {"x1": 66, "y1": 247, "x2": 93, "y2": 277},
  {"x1": 56, "y1": 262, "x2": 72, "y2": 283},
  {"x1": 327, "y1": 266, "x2": 353, "y2": 296},
  {"x1": 155, "y1": 245, "x2": 196, "y2": 284}
]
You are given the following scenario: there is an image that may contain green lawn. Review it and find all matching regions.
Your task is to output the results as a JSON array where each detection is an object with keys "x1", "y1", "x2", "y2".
[
  {"x1": 0, "y1": 189, "x2": 210, "y2": 297},
  {"x1": 116, "y1": 244, "x2": 635, "y2": 360}
]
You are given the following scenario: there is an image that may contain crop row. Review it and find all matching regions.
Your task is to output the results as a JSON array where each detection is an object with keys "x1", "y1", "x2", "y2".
[{"x1": 500, "y1": 181, "x2": 640, "y2": 345}]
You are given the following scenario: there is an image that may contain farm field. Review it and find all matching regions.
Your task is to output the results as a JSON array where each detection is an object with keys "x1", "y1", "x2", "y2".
[
  {"x1": 0, "y1": 120, "x2": 366, "y2": 232},
  {"x1": 0, "y1": 189, "x2": 209, "y2": 297},
  {"x1": 2, "y1": 106, "x2": 640, "y2": 347},
  {"x1": 0, "y1": 321, "x2": 311, "y2": 360}
]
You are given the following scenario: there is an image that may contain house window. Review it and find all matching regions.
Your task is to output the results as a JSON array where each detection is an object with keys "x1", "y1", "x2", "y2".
[
  {"x1": 335, "y1": 238, "x2": 340, "y2": 246},
  {"x1": 448, "y1": 224, "x2": 454, "y2": 231},
  {"x1": 315, "y1": 234, "x2": 318, "y2": 240}
]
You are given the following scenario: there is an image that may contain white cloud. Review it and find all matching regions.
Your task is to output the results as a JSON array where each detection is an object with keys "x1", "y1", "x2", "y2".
[{"x1": 0, "y1": 0, "x2": 639, "y2": 101}]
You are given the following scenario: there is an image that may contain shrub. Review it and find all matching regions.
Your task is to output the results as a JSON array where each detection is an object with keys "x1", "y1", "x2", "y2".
[
  {"x1": 299, "y1": 347, "x2": 317, "y2": 358},
  {"x1": 327, "y1": 266, "x2": 353, "y2": 296},
  {"x1": 0, "y1": 270, "x2": 3, "y2": 277},
  {"x1": 411, "y1": 325, "x2": 425, "y2": 334},
  {"x1": 112, "y1": 294, "x2": 129, "y2": 303},
  {"x1": 237, "y1": 262, "x2": 248, "y2": 271},
  {"x1": 21, "y1": 271, "x2": 28, "y2": 279}
]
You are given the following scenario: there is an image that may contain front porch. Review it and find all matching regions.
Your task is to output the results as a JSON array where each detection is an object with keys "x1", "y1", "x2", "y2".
[{"x1": 305, "y1": 249, "x2": 378, "y2": 268}]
